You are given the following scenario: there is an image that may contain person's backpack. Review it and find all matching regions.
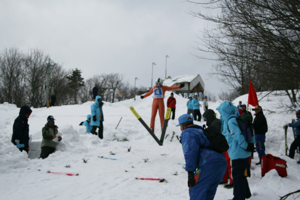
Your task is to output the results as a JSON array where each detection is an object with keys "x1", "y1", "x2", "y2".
[
  {"x1": 203, "y1": 126, "x2": 229, "y2": 153},
  {"x1": 228, "y1": 112, "x2": 254, "y2": 142}
]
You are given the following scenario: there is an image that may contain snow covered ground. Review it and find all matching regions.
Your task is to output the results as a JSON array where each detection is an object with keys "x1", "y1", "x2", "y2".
[{"x1": 0, "y1": 91, "x2": 299, "y2": 200}]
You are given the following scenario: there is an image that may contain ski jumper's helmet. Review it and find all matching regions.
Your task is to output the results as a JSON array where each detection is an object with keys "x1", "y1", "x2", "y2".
[{"x1": 156, "y1": 78, "x2": 163, "y2": 87}]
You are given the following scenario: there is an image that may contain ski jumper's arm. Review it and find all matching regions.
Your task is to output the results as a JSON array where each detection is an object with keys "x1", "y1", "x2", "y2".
[
  {"x1": 143, "y1": 88, "x2": 154, "y2": 98},
  {"x1": 161, "y1": 86, "x2": 180, "y2": 95}
]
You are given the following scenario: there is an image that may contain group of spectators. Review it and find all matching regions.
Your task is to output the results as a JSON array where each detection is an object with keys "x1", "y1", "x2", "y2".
[
  {"x1": 178, "y1": 99, "x2": 300, "y2": 200},
  {"x1": 11, "y1": 106, "x2": 62, "y2": 159},
  {"x1": 11, "y1": 84, "x2": 105, "y2": 159}
]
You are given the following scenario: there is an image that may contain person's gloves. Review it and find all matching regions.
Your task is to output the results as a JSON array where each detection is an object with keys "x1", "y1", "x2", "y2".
[
  {"x1": 15, "y1": 140, "x2": 25, "y2": 149},
  {"x1": 140, "y1": 96, "x2": 144, "y2": 99},
  {"x1": 283, "y1": 124, "x2": 289, "y2": 129},
  {"x1": 187, "y1": 171, "x2": 196, "y2": 188},
  {"x1": 58, "y1": 136, "x2": 62, "y2": 142},
  {"x1": 180, "y1": 83, "x2": 185, "y2": 88},
  {"x1": 202, "y1": 124, "x2": 206, "y2": 129},
  {"x1": 246, "y1": 143, "x2": 255, "y2": 152},
  {"x1": 93, "y1": 116, "x2": 96, "y2": 121},
  {"x1": 79, "y1": 121, "x2": 84, "y2": 125}
]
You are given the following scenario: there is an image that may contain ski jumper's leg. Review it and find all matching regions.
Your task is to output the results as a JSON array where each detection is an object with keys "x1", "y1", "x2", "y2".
[
  {"x1": 150, "y1": 99, "x2": 159, "y2": 130},
  {"x1": 158, "y1": 98, "x2": 165, "y2": 129}
]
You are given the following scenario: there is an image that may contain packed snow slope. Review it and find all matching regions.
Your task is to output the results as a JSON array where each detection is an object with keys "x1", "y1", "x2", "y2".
[{"x1": 0, "y1": 91, "x2": 300, "y2": 200}]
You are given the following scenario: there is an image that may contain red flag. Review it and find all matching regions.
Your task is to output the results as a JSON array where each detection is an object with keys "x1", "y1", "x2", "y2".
[{"x1": 248, "y1": 81, "x2": 258, "y2": 107}]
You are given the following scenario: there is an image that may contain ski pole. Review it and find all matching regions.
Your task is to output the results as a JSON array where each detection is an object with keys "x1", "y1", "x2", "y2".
[{"x1": 115, "y1": 117, "x2": 122, "y2": 129}]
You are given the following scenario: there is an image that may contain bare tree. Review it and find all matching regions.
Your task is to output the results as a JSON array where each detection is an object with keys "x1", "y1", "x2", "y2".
[
  {"x1": 24, "y1": 49, "x2": 48, "y2": 107},
  {"x1": 0, "y1": 48, "x2": 26, "y2": 107},
  {"x1": 190, "y1": 0, "x2": 300, "y2": 106},
  {"x1": 49, "y1": 65, "x2": 71, "y2": 106},
  {"x1": 106, "y1": 73, "x2": 123, "y2": 103}
]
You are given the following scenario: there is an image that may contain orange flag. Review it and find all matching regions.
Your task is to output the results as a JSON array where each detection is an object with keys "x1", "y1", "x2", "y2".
[{"x1": 248, "y1": 81, "x2": 258, "y2": 107}]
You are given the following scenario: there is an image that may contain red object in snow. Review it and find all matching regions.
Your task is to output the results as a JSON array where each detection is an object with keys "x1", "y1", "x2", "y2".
[
  {"x1": 136, "y1": 178, "x2": 166, "y2": 182},
  {"x1": 47, "y1": 171, "x2": 79, "y2": 176},
  {"x1": 248, "y1": 81, "x2": 259, "y2": 107}
]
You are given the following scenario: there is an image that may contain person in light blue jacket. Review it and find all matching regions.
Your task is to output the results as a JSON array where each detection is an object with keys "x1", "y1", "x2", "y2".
[
  {"x1": 80, "y1": 115, "x2": 92, "y2": 133},
  {"x1": 217, "y1": 101, "x2": 254, "y2": 200},
  {"x1": 284, "y1": 109, "x2": 300, "y2": 160},
  {"x1": 178, "y1": 114, "x2": 226, "y2": 200},
  {"x1": 91, "y1": 96, "x2": 104, "y2": 139},
  {"x1": 192, "y1": 93, "x2": 201, "y2": 121},
  {"x1": 186, "y1": 95, "x2": 193, "y2": 115}
]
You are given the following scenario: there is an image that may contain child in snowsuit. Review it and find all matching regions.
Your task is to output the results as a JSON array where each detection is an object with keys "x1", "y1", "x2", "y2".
[
  {"x1": 141, "y1": 78, "x2": 183, "y2": 131},
  {"x1": 80, "y1": 114, "x2": 92, "y2": 133},
  {"x1": 11, "y1": 105, "x2": 32, "y2": 153},
  {"x1": 178, "y1": 114, "x2": 226, "y2": 200}
]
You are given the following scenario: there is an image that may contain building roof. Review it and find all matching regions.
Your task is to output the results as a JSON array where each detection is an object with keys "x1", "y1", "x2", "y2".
[{"x1": 163, "y1": 74, "x2": 205, "y2": 93}]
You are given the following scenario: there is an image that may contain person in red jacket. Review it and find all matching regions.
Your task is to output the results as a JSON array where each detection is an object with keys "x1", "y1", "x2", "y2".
[
  {"x1": 141, "y1": 78, "x2": 184, "y2": 131},
  {"x1": 167, "y1": 92, "x2": 176, "y2": 120}
]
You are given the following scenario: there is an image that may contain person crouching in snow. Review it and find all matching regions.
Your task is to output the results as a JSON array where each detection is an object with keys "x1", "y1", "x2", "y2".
[
  {"x1": 177, "y1": 114, "x2": 227, "y2": 200},
  {"x1": 40, "y1": 115, "x2": 62, "y2": 159},
  {"x1": 11, "y1": 105, "x2": 32, "y2": 153},
  {"x1": 140, "y1": 78, "x2": 184, "y2": 131},
  {"x1": 79, "y1": 114, "x2": 92, "y2": 133}
]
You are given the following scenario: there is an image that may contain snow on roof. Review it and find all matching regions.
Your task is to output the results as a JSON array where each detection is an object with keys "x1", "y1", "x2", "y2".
[{"x1": 163, "y1": 74, "x2": 205, "y2": 91}]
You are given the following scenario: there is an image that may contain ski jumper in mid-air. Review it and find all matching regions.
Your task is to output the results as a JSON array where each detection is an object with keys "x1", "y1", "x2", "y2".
[{"x1": 141, "y1": 78, "x2": 184, "y2": 131}]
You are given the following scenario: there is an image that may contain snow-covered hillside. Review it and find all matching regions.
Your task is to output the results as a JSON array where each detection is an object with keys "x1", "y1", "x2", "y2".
[{"x1": 0, "y1": 91, "x2": 299, "y2": 200}]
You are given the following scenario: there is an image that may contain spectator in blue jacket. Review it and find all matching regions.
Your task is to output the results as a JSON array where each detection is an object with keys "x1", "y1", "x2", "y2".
[
  {"x1": 11, "y1": 105, "x2": 32, "y2": 153},
  {"x1": 192, "y1": 93, "x2": 201, "y2": 121},
  {"x1": 186, "y1": 95, "x2": 193, "y2": 115},
  {"x1": 177, "y1": 114, "x2": 226, "y2": 200},
  {"x1": 217, "y1": 101, "x2": 255, "y2": 200},
  {"x1": 284, "y1": 109, "x2": 300, "y2": 160},
  {"x1": 80, "y1": 114, "x2": 92, "y2": 133},
  {"x1": 91, "y1": 96, "x2": 104, "y2": 139}
]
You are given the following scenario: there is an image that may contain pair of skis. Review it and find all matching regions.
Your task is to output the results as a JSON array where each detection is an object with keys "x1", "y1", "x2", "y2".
[
  {"x1": 284, "y1": 119, "x2": 299, "y2": 156},
  {"x1": 130, "y1": 107, "x2": 171, "y2": 146}
]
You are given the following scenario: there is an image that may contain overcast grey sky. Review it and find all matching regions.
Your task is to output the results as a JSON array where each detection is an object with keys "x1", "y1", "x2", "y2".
[{"x1": 0, "y1": 0, "x2": 224, "y2": 95}]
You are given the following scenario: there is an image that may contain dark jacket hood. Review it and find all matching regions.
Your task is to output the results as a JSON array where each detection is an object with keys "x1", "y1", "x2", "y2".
[
  {"x1": 203, "y1": 109, "x2": 216, "y2": 126},
  {"x1": 19, "y1": 106, "x2": 32, "y2": 119}
]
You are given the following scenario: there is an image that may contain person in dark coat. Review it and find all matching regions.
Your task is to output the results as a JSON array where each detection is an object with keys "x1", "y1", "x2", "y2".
[
  {"x1": 203, "y1": 109, "x2": 234, "y2": 189},
  {"x1": 92, "y1": 84, "x2": 98, "y2": 100},
  {"x1": 11, "y1": 105, "x2": 32, "y2": 153},
  {"x1": 50, "y1": 94, "x2": 56, "y2": 107},
  {"x1": 167, "y1": 92, "x2": 176, "y2": 120},
  {"x1": 252, "y1": 105, "x2": 268, "y2": 165}
]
